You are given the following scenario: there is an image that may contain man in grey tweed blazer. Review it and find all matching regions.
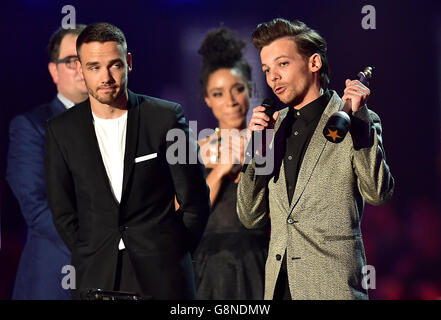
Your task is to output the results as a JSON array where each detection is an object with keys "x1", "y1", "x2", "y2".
[{"x1": 237, "y1": 18, "x2": 394, "y2": 300}]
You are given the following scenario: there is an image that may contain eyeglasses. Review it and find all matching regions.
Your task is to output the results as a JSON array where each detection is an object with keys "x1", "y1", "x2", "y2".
[{"x1": 55, "y1": 55, "x2": 79, "y2": 69}]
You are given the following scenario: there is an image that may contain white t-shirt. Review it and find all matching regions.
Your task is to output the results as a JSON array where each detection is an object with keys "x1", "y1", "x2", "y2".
[{"x1": 92, "y1": 111, "x2": 128, "y2": 250}]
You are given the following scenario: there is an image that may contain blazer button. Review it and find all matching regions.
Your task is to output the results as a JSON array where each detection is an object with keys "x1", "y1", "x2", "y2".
[
  {"x1": 287, "y1": 218, "x2": 295, "y2": 224},
  {"x1": 276, "y1": 254, "x2": 282, "y2": 261},
  {"x1": 119, "y1": 226, "x2": 128, "y2": 232}
]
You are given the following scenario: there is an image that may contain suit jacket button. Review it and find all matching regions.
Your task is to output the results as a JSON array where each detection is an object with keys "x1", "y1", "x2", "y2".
[
  {"x1": 276, "y1": 254, "x2": 282, "y2": 261},
  {"x1": 287, "y1": 218, "x2": 294, "y2": 224}
]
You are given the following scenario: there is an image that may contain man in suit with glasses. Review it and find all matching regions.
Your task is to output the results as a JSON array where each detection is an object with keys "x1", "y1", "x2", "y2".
[{"x1": 6, "y1": 24, "x2": 88, "y2": 299}]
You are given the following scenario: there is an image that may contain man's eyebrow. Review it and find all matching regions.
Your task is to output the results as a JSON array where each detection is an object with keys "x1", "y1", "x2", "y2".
[
  {"x1": 58, "y1": 55, "x2": 77, "y2": 60},
  {"x1": 86, "y1": 61, "x2": 100, "y2": 67},
  {"x1": 108, "y1": 58, "x2": 123, "y2": 64},
  {"x1": 85, "y1": 59, "x2": 123, "y2": 68},
  {"x1": 261, "y1": 55, "x2": 290, "y2": 68},
  {"x1": 275, "y1": 55, "x2": 290, "y2": 60}
]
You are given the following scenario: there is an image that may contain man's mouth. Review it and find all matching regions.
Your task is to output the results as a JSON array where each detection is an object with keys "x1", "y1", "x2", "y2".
[
  {"x1": 99, "y1": 86, "x2": 117, "y2": 91},
  {"x1": 274, "y1": 86, "x2": 286, "y2": 94}
]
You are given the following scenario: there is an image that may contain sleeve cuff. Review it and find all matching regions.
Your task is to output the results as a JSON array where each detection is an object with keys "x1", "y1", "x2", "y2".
[{"x1": 350, "y1": 105, "x2": 374, "y2": 150}]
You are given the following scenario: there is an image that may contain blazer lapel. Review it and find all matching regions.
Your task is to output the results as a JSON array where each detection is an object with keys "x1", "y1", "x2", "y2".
[
  {"x1": 269, "y1": 107, "x2": 291, "y2": 212},
  {"x1": 121, "y1": 90, "x2": 140, "y2": 199},
  {"x1": 289, "y1": 91, "x2": 342, "y2": 212},
  {"x1": 79, "y1": 100, "x2": 119, "y2": 205},
  {"x1": 50, "y1": 96, "x2": 68, "y2": 117}
]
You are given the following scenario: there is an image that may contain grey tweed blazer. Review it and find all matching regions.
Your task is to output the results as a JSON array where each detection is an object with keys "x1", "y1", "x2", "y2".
[{"x1": 237, "y1": 91, "x2": 394, "y2": 300}]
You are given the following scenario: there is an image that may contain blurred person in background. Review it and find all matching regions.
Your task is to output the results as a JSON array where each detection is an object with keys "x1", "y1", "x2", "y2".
[
  {"x1": 193, "y1": 27, "x2": 269, "y2": 299},
  {"x1": 6, "y1": 24, "x2": 88, "y2": 299}
]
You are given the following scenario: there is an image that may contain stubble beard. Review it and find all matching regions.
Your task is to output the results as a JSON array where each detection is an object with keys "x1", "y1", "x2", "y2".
[
  {"x1": 282, "y1": 83, "x2": 309, "y2": 108},
  {"x1": 88, "y1": 85, "x2": 124, "y2": 106}
]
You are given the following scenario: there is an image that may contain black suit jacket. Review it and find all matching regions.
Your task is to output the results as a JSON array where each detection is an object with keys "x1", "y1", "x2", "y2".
[{"x1": 45, "y1": 90, "x2": 210, "y2": 299}]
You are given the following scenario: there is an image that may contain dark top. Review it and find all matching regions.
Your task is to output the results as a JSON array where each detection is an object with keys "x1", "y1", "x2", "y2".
[
  {"x1": 194, "y1": 168, "x2": 268, "y2": 299},
  {"x1": 203, "y1": 168, "x2": 267, "y2": 234},
  {"x1": 284, "y1": 90, "x2": 332, "y2": 204}
]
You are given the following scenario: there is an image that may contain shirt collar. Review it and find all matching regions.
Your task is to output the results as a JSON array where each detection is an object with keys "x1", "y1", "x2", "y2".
[
  {"x1": 292, "y1": 90, "x2": 332, "y2": 124},
  {"x1": 57, "y1": 93, "x2": 75, "y2": 109}
]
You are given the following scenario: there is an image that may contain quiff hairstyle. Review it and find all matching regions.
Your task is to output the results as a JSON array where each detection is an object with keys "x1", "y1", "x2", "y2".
[{"x1": 252, "y1": 18, "x2": 330, "y2": 89}]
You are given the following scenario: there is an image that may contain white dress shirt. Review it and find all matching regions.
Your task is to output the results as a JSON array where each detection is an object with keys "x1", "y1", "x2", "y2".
[{"x1": 57, "y1": 93, "x2": 75, "y2": 109}]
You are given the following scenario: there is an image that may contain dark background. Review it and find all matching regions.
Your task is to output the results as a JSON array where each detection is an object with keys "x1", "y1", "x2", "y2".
[{"x1": 1, "y1": 0, "x2": 440, "y2": 299}]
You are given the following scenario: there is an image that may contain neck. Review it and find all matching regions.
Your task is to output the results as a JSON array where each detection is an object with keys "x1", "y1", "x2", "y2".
[
  {"x1": 90, "y1": 90, "x2": 128, "y2": 119},
  {"x1": 292, "y1": 83, "x2": 322, "y2": 110}
]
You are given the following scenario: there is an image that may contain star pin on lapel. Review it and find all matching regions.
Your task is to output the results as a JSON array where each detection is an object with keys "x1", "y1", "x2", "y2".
[{"x1": 326, "y1": 129, "x2": 342, "y2": 142}]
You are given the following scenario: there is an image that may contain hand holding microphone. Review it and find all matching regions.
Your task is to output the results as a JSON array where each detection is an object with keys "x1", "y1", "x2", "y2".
[
  {"x1": 247, "y1": 98, "x2": 279, "y2": 157},
  {"x1": 241, "y1": 99, "x2": 278, "y2": 172},
  {"x1": 323, "y1": 66, "x2": 373, "y2": 143}
]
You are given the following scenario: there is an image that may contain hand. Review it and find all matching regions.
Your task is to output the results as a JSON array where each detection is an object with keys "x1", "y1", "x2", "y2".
[
  {"x1": 248, "y1": 106, "x2": 279, "y2": 156},
  {"x1": 342, "y1": 79, "x2": 370, "y2": 113},
  {"x1": 248, "y1": 105, "x2": 279, "y2": 132},
  {"x1": 215, "y1": 138, "x2": 242, "y2": 177}
]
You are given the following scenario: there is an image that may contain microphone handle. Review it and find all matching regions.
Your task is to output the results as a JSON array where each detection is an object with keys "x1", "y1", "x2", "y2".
[
  {"x1": 342, "y1": 69, "x2": 371, "y2": 115},
  {"x1": 242, "y1": 102, "x2": 275, "y2": 172}
]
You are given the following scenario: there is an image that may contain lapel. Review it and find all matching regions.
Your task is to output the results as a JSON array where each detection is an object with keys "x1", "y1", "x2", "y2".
[
  {"x1": 78, "y1": 90, "x2": 140, "y2": 206},
  {"x1": 269, "y1": 107, "x2": 291, "y2": 212},
  {"x1": 121, "y1": 90, "x2": 140, "y2": 199},
  {"x1": 49, "y1": 96, "x2": 68, "y2": 117},
  {"x1": 80, "y1": 98, "x2": 119, "y2": 205},
  {"x1": 289, "y1": 91, "x2": 342, "y2": 212}
]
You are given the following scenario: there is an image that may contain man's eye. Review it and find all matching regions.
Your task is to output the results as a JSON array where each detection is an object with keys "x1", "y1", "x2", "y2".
[
  {"x1": 262, "y1": 69, "x2": 269, "y2": 74},
  {"x1": 113, "y1": 63, "x2": 121, "y2": 69},
  {"x1": 90, "y1": 66, "x2": 99, "y2": 71},
  {"x1": 280, "y1": 61, "x2": 288, "y2": 67},
  {"x1": 213, "y1": 92, "x2": 222, "y2": 97}
]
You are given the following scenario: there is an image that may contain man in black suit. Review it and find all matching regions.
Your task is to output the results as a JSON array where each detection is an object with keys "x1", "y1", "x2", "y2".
[{"x1": 45, "y1": 22, "x2": 210, "y2": 300}]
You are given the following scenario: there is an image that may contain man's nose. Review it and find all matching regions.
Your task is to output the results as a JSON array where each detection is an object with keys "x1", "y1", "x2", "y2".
[
  {"x1": 270, "y1": 69, "x2": 280, "y2": 82},
  {"x1": 101, "y1": 68, "x2": 115, "y2": 83}
]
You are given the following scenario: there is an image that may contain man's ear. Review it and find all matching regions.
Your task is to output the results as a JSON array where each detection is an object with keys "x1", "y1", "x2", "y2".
[
  {"x1": 127, "y1": 52, "x2": 132, "y2": 72},
  {"x1": 48, "y1": 62, "x2": 58, "y2": 84},
  {"x1": 309, "y1": 53, "x2": 322, "y2": 72}
]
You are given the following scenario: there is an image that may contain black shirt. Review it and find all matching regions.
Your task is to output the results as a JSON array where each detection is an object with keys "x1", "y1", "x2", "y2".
[{"x1": 284, "y1": 90, "x2": 332, "y2": 205}]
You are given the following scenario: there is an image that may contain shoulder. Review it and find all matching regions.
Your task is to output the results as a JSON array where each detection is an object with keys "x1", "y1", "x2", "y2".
[
  {"x1": 47, "y1": 99, "x2": 86, "y2": 132},
  {"x1": 138, "y1": 95, "x2": 182, "y2": 117},
  {"x1": 137, "y1": 95, "x2": 186, "y2": 130},
  {"x1": 10, "y1": 102, "x2": 55, "y2": 133}
]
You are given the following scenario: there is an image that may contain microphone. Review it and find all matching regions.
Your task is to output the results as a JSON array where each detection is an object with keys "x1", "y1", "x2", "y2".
[
  {"x1": 323, "y1": 66, "x2": 373, "y2": 143},
  {"x1": 80, "y1": 288, "x2": 149, "y2": 300},
  {"x1": 242, "y1": 98, "x2": 276, "y2": 172}
]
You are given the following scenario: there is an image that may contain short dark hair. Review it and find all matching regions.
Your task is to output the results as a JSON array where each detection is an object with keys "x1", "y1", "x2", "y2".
[
  {"x1": 252, "y1": 18, "x2": 330, "y2": 90},
  {"x1": 47, "y1": 25, "x2": 87, "y2": 62},
  {"x1": 76, "y1": 22, "x2": 127, "y2": 59},
  {"x1": 198, "y1": 27, "x2": 252, "y2": 97}
]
